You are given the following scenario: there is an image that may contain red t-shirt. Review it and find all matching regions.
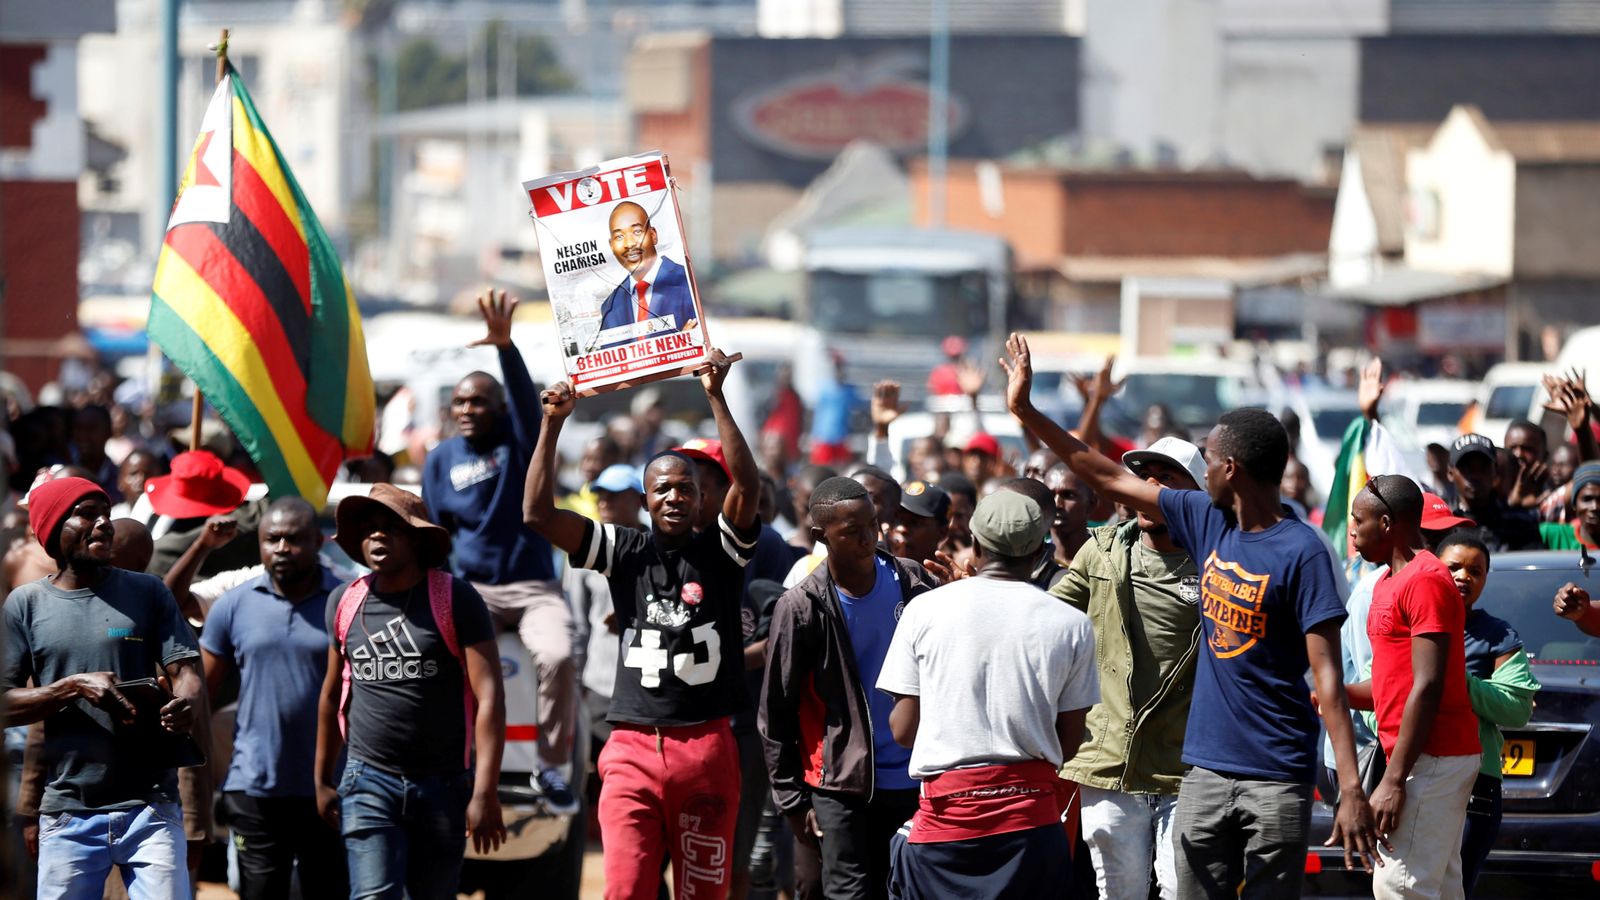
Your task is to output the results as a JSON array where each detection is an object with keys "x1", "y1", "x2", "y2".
[{"x1": 1367, "y1": 551, "x2": 1481, "y2": 760}]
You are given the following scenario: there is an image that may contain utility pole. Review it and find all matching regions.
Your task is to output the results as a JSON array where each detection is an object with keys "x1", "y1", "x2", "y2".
[
  {"x1": 926, "y1": 0, "x2": 950, "y2": 227},
  {"x1": 159, "y1": 0, "x2": 180, "y2": 250}
]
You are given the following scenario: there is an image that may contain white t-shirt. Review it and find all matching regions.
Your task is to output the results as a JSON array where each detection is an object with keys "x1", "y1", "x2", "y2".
[{"x1": 876, "y1": 575, "x2": 1099, "y2": 780}]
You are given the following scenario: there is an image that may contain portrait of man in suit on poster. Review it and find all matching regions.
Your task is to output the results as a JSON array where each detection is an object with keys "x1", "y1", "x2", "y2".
[{"x1": 597, "y1": 200, "x2": 699, "y2": 348}]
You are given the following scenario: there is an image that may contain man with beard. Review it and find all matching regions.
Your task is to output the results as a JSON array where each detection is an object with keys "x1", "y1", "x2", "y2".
[
  {"x1": 1045, "y1": 465, "x2": 1095, "y2": 568},
  {"x1": 3, "y1": 477, "x2": 209, "y2": 898}
]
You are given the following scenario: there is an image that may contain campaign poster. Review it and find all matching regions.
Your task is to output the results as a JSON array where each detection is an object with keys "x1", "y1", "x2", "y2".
[{"x1": 523, "y1": 152, "x2": 711, "y2": 395}]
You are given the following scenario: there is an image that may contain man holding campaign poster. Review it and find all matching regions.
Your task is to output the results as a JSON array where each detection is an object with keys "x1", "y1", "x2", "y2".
[{"x1": 524, "y1": 152, "x2": 712, "y2": 395}]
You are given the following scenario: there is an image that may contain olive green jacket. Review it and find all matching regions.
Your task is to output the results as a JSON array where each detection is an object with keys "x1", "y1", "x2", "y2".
[{"x1": 1051, "y1": 521, "x2": 1201, "y2": 795}]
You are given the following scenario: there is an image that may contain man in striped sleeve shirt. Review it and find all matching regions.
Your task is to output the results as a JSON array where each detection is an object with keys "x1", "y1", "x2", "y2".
[{"x1": 523, "y1": 349, "x2": 761, "y2": 900}]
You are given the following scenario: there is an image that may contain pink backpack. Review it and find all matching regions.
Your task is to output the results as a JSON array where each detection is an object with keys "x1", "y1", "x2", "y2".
[{"x1": 334, "y1": 570, "x2": 476, "y2": 769}]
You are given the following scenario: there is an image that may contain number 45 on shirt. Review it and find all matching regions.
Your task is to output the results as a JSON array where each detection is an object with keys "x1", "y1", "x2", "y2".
[{"x1": 623, "y1": 624, "x2": 721, "y2": 688}]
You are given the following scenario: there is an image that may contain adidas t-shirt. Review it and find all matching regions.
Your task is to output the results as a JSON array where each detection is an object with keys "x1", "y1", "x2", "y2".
[
  {"x1": 326, "y1": 577, "x2": 494, "y2": 777},
  {"x1": 574, "y1": 514, "x2": 758, "y2": 727}
]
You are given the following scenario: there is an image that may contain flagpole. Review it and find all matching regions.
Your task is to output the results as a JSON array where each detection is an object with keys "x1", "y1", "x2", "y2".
[{"x1": 190, "y1": 28, "x2": 229, "y2": 454}]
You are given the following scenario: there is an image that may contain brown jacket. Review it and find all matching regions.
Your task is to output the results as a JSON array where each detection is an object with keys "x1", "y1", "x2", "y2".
[{"x1": 758, "y1": 551, "x2": 937, "y2": 815}]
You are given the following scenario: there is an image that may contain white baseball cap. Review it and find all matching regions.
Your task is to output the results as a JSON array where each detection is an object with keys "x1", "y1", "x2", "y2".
[{"x1": 1123, "y1": 437, "x2": 1207, "y2": 489}]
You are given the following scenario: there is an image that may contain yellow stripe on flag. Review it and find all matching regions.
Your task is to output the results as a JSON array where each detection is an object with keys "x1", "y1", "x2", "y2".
[
  {"x1": 153, "y1": 246, "x2": 328, "y2": 499},
  {"x1": 230, "y1": 97, "x2": 306, "y2": 242}
]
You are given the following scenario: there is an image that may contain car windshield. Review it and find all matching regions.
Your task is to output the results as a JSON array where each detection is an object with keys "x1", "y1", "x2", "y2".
[
  {"x1": 1416, "y1": 401, "x2": 1467, "y2": 427},
  {"x1": 1476, "y1": 561, "x2": 1600, "y2": 665},
  {"x1": 1486, "y1": 384, "x2": 1536, "y2": 421}
]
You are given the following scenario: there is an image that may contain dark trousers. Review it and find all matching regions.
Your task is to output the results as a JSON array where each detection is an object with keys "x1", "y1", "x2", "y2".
[
  {"x1": 812, "y1": 788, "x2": 920, "y2": 900},
  {"x1": 888, "y1": 822, "x2": 1074, "y2": 900},
  {"x1": 1173, "y1": 766, "x2": 1312, "y2": 900},
  {"x1": 222, "y1": 792, "x2": 347, "y2": 900},
  {"x1": 1461, "y1": 773, "x2": 1503, "y2": 897}
]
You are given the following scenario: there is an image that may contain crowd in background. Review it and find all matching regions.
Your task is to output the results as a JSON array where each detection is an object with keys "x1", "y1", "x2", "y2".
[{"x1": 5, "y1": 298, "x2": 1600, "y2": 900}]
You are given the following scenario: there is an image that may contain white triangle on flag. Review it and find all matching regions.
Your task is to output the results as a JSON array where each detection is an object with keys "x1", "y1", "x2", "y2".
[{"x1": 166, "y1": 74, "x2": 233, "y2": 231}]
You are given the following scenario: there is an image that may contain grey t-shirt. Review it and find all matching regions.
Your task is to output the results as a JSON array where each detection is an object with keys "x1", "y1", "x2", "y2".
[
  {"x1": 327, "y1": 577, "x2": 495, "y2": 777},
  {"x1": 2, "y1": 570, "x2": 201, "y2": 813},
  {"x1": 1127, "y1": 541, "x2": 1201, "y2": 709}
]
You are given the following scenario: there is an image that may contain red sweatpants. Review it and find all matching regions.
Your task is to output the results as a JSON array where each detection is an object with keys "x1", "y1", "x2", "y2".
[{"x1": 598, "y1": 718, "x2": 742, "y2": 900}]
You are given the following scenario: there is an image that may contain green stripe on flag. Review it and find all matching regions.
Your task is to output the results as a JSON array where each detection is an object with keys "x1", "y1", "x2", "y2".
[
  {"x1": 1322, "y1": 416, "x2": 1370, "y2": 556},
  {"x1": 149, "y1": 297, "x2": 302, "y2": 500}
]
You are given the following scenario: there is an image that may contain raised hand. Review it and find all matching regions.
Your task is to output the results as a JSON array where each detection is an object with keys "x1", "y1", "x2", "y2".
[
  {"x1": 1554, "y1": 582, "x2": 1592, "y2": 621},
  {"x1": 956, "y1": 361, "x2": 987, "y2": 399},
  {"x1": 1090, "y1": 354, "x2": 1122, "y2": 401},
  {"x1": 468, "y1": 287, "x2": 518, "y2": 349},
  {"x1": 1358, "y1": 357, "x2": 1385, "y2": 421},
  {"x1": 698, "y1": 347, "x2": 736, "y2": 396},
  {"x1": 196, "y1": 515, "x2": 238, "y2": 551},
  {"x1": 540, "y1": 381, "x2": 577, "y2": 421},
  {"x1": 998, "y1": 333, "x2": 1035, "y2": 416},
  {"x1": 871, "y1": 381, "x2": 905, "y2": 435}
]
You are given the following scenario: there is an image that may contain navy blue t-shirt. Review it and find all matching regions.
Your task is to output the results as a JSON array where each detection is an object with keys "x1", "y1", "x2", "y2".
[
  {"x1": 200, "y1": 568, "x2": 342, "y2": 797},
  {"x1": 836, "y1": 556, "x2": 916, "y2": 790},
  {"x1": 422, "y1": 344, "x2": 556, "y2": 585},
  {"x1": 1463, "y1": 609, "x2": 1521, "y2": 679},
  {"x1": 1158, "y1": 489, "x2": 1346, "y2": 783}
]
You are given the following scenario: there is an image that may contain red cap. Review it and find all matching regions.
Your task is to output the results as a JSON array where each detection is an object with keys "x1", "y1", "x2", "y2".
[
  {"x1": 964, "y1": 432, "x2": 1001, "y2": 458},
  {"x1": 1421, "y1": 492, "x2": 1474, "y2": 531},
  {"x1": 145, "y1": 450, "x2": 250, "y2": 519},
  {"x1": 676, "y1": 438, "x2": 730, "y2": 481},
  {"x1": 28, "y1": 476, "x2": 109, "y2": 556}
]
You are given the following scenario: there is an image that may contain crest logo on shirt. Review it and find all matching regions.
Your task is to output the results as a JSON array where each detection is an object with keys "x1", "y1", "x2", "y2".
[
  {"x1": 1199, "y1": 552, "x2": 1271, "y2": 659},
  {"x1": 893, "y1": 601, "x2": 906, "y2": 621},
  {"x1": 1179, "y1": 575, "x2": 1201, "y2": 605},
  {"x1": 682, "y1": 582, "x2": 704, "y2": 606}
]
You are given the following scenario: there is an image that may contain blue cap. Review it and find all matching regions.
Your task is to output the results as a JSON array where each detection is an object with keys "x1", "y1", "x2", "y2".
[{"x1": 593, "y1": 464, "x2": 643, "y2": 494}]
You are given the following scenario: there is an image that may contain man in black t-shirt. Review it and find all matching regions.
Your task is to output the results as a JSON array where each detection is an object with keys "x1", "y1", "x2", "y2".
[
  {"x1": 312, "y1": 484, "x2": 506, "y2": 900},
  {"x1": 524, "y1": 349, "x2": 761, "y2": 900}
]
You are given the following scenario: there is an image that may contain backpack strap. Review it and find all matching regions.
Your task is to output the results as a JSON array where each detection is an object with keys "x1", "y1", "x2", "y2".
[
  {"x1": 425, "y1": 569, "x2": 477, "y2": 770},
  {"x1": 333, "y1": 576, "x2": 374, "y2": 740}
]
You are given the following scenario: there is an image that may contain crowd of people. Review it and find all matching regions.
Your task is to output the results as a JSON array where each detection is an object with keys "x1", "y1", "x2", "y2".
[{"x1": 4, "y1": 293, "x2": 1600, "y2": 900}]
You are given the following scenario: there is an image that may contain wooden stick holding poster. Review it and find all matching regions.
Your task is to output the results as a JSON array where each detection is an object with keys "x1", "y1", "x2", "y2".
[{"x1": 523, "y1": 151, "x2": 734, "y2": 397}]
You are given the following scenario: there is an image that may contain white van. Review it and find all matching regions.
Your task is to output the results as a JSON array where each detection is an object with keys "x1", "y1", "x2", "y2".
[{"x1": 1476, "y1": 362, "x2": 1551, "y2": 446}]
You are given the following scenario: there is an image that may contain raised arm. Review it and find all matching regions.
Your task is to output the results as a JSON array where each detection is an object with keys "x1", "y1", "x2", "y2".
[
  {"x1": 1001, "y1": 334, "x2": 1161, "y2": 515},
  {"x1": 702, "y1": 349, "x2": 760, "y2": 531},
  {"x1": 1544, "y1": 371, "x2": 1599, "y2": 463},
  {"x1": 1073, "y1": 354, "x2": 1123, "y2": 453},
  {"x1": 521, "y1": 381, "x2": 598, "y2": 556},
  {"x1": 164, "y1": 516, "x2": 239, "y2": 623},
  {"x1": 469, "y1": 289, "x2": 542, "y2": 453}
]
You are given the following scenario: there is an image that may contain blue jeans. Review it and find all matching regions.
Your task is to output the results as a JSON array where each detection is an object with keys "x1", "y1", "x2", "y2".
[
  {"x1": 36, "y1": 801, "x2": 189, "y2": 900},
  {"x1": 338, "y1": 759, "x2": 471, "y2": 900}
]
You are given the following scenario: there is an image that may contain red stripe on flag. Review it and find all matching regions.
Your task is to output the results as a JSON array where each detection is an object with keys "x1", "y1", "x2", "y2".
[
  {"x1": 164, "y1": 225, "x2": 344, "y2": 478},
  {"x1": 232, "y1": 151, "x2": 311, "y2": 315}
]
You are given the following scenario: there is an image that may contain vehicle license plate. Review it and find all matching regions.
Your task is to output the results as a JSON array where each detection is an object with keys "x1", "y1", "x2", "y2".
[{"x1": 1500, "y1": 739, "x2": 1534, "y2": 776}]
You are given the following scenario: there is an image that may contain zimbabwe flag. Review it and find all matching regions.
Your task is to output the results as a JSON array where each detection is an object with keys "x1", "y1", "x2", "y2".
[{"x1": 150, "y1": 63, "x2": 374, "y2": 505}]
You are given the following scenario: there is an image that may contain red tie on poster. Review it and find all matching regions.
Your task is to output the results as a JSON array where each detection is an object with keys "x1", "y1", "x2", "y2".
[{"x1": 635, "y1": 280, "x2": 651, "y2": 323}]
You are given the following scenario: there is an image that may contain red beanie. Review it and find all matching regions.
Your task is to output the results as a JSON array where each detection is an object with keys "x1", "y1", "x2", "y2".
[{"x1": 28, "y1": 476, "x2": 109, "y2": 556}]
